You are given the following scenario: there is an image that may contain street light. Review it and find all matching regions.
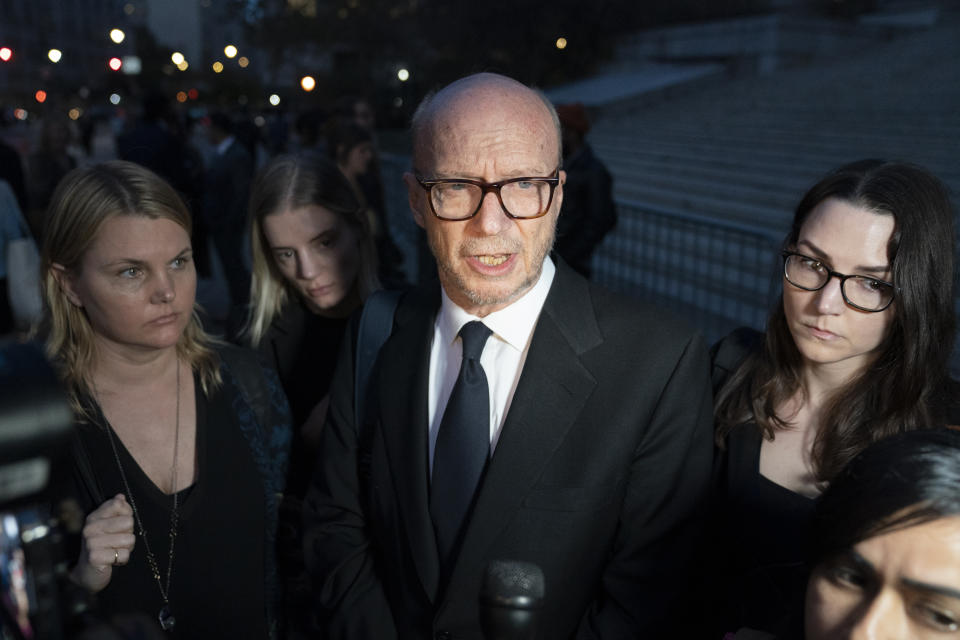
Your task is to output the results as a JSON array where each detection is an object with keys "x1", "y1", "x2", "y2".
[
  {"x1": 238, "y1": 56, "x2": 249, "y2": 68},
  {"x1": 397, "y1": 68, "x2": 410, "y2": 82},
  {"x1": 48, "y1": 49, "x2": 62, "y2": 63},
  {"x1": 176, "y1": 60, "x2": 189, "y2": 71},
  {"x1": 224, "y1": 45, "x2": 238, "y2": 59},
  {"x1": 0, "y1": 47, "x2": 11, "y2": 62},
  {"x1": 171, "y1": 51, "x2": 185, "y2": 65},
  {"x1": 555, "y1": 37, "x2": 568, "y2": 50},
  {"x1": 300, "y1": 76, "x2": 316, "y2": 92},
  {"x1": 269, "y1": 94, "x2": 281, "y2": 106},
  {"x1": 110, "y1": 28, "x2": 126, "y2": 44},
  {"x1": 212, "y1": 61, "x2": 223, "y2": 73}
]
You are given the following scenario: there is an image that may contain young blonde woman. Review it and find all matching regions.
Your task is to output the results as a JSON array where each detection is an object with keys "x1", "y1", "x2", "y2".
[
  {"x1": 43, "y1": 161, "x2": 291, "y2": 638},
  {"x1": 244, "y1": 154, "x2": 378, "y2": 438},
  {"x1": 243, "y1": 154, "x2": 379, "y2": 637}
]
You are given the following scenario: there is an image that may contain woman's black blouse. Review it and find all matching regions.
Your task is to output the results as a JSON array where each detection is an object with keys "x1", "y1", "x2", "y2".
[{"x1": 73, "y1": 376, "x2": 267, "y2": 639}]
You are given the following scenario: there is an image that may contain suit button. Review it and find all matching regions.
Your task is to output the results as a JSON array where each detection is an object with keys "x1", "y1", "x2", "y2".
[{"x1": 434, "y1": 632, "x2": 451, "y2": 640}]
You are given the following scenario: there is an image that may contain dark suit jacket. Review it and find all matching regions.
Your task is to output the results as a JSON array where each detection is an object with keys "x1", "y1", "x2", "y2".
[{"x1": 304, "y1": 259, "x2": 714, "y2": 639}]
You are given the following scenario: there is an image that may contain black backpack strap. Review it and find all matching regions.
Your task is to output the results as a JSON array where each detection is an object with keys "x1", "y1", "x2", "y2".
[{"x1": 354, "y1": 290, "x2": 402, "y2": 428}]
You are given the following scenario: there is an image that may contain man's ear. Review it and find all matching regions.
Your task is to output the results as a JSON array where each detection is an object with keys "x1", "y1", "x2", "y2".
[
  {"x1": 51, "y1": 263, "x2": 83, "y2": 308},
  {"x1": 403, "y1": 172, "x2": 427, "y2": 229},
  {"x1": 555, "y1": 169, "x2": 566, "y2": 214}
]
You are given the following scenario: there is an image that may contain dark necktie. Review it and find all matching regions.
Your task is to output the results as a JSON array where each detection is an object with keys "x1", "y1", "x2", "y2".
[{"x1": 431, "y1": 320, "x2": 493, "y2": 567}]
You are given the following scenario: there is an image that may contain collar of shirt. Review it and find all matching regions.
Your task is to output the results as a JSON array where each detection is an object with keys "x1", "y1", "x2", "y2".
[
  {"x1": 436, "y1": 256, "x2": 556, "y2": 352},
  {"x1": 428, "y1": 257, "x2": 556, "y2": 469},
  {"x1": 215, "y1": 135, "x2": 235, "y2": 156}
]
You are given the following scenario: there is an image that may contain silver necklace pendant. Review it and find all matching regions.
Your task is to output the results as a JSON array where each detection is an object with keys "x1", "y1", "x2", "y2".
[{"x1": 159, "y1": 604, "x2": 176, "y2": 631}]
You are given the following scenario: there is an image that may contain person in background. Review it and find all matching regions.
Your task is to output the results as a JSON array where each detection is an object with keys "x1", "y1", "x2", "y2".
[
  {"x1": 553, "y1": 102, "x2": 617, "y2": 279},
  {"x1": 42, "y1": 161, "x2": 290, "y2": 638},
  {"x1": 708, "y1": 159, "x2": 959, "y2": 637},
  {"x1": 334, "y1": 95, "x2": 376, "y2": 135},
  {"x1": 326, "y1": 119, "x2": 405, "y2": 287},
  {"x1": 292, "y1": 108, "x2": 327, "y2": 160},
  {"x1": 0, "y1": 179, "x2": 33, "y2": 334},
  {"x1": 0, "y1": 125, "x2": 28, "y2": 212},
  {"x1": 26, "y1": 115, "x2": 77, "y2": 241},
  {"x1": 202, "y1": 112, "x2": 254, "y2": 332},
  {"x1": 304, "y1": 72, "x2": 713, "y2": 639},
  {"x1": 243, "y1": 154, "x2": 379, "y2": 637}
]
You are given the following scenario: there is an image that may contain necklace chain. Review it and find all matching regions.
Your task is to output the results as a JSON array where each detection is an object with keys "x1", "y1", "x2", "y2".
[{"x1": 100, "y1": 361, "x2": 181, "y2": 608}]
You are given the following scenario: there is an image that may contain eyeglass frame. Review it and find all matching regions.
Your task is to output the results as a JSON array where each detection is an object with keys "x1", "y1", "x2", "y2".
[
  {"x1": 781, "y1": 251, "x2": 896, "y2": 313},
  {"x1": 414, "y1": 168, "x2": 561, "y2": 221}
]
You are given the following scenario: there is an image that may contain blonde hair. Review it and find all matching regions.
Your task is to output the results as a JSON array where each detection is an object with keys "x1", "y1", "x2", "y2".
[
  {"x1": 245, "y1": 154, "x2": 379, "y2": 346},
  {"x1": 41, "y1": 161, "x2": 221, "y2": 416}
]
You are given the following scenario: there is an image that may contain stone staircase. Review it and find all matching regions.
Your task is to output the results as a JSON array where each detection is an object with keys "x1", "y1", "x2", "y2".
[
  {"x1": 589, "y1": 12, "x2": 960, "y2": 232},
  {"x1": 579, "y1": 10, "x2": 960, "y2": 348}
]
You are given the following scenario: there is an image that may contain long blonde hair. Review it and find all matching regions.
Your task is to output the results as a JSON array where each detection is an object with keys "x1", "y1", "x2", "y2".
[
  {"x1": 245, "y1": 154, "x2": 379, "y2": 346},
  {"x1": 41, "y1": 161, "x2": 221, "y2": 416}
]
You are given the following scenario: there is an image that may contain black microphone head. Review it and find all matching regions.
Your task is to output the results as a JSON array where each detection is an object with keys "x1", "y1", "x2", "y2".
[{"x1": 480, "y1": 559, "x2": 545, "y2": 609}]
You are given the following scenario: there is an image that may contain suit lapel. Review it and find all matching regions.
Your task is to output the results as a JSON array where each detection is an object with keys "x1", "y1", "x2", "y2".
[
  {"x1": 377, "y1": 286, "x2": 442, "y2": 600},
  {"x1": 451, "y1": 261, "x2": 601, "y2": 583}
]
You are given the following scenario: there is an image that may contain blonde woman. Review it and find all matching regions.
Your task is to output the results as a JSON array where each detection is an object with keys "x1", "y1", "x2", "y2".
[
  {"x1": 43, "y1": 161, "x2": 290, "y2": 638},
  {"x1": 244, "y1": 154, "x2": 378, "y2": 440},
  {"x1": 243, "y1": 154, "x2": 379, "y2": 636}
]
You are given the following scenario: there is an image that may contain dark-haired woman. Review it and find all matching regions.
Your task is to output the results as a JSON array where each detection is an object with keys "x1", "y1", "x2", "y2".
[{"x1": 709, "y1": 159, "x2": 960, "y2": 637}]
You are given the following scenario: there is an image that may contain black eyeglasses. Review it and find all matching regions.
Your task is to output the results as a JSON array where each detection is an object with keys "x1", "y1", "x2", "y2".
[
  {"x1": 782, "y1": 251, "x2": 895, "y2": 312},
  {"x1": 415, "y1": 169, "x2": 560, "y2": 221}
]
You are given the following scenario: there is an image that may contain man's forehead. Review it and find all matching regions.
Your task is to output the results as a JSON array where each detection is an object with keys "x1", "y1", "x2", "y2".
[
  {"x1": 417, "y1": 102, "x2": 557, "y2": 175},
  {"x1": 413, "y1": 74, "x2": 558, "y2": 159}
]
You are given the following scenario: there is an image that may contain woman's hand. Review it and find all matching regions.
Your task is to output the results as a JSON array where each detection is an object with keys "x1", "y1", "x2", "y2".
[{"x1": 71, "y1": 493, "x2": 136, "y2": 593}]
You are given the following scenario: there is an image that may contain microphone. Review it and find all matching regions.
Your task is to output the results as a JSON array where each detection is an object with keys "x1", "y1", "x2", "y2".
[{"x1": 479, "y1": 560, "x2": 545, "y2": 640}]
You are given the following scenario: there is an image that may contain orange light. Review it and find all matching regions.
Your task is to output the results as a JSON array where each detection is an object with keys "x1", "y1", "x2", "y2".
[
  {"x1": 108, "y1": 57, "x2": 122, "y2": 71},
  {"x1": 35, "y1": 90, "x2": 47, "y2": 103},
  {"x1": 300, "y1": 75, "x2": 316, "y2": 92},
  {"x1": 187, "y1": 88, "x2": 199, "y2": 100},
  {"x1": 176, "y1": 91, "x2": 187, "y2": 103},
  {"x1": 0, "y1": 47, "x2": 11, "y2": 62}
]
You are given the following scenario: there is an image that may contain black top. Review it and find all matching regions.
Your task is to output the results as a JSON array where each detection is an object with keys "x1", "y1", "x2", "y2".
[
  {"x1": 258, "y1": 299, "x2": 346, "y2": 428},
  {"x1": 73, "y1": 376, "x2": 267, "y2": 639},
  {"x1": 705, "y1": 329, "x2": 813, "y2": 638},
  {"x1": 713, "y1": 423, "x2": 814, "y2": 638},
  {"x1": 257, "y1": 300, "x2": 347, "y2": 496},
  {"x1": 707, "y1": 328, "x2": 960, "y2": 638}
]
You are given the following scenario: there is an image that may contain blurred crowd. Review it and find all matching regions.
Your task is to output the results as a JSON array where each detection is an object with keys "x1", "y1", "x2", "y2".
[{"x1": 0, "y1": 92, "x2": 408, "y2": 339}]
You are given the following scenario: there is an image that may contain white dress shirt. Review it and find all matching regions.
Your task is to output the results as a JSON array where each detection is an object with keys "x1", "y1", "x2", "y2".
[{"x1": 427, "y1": 257, "x2": 556, "y2": 472}]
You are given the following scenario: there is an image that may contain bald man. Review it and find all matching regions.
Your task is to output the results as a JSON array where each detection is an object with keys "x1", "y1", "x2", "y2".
[{"x1": 304, "y1": 73, "x2": 713, "y2": 639}]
